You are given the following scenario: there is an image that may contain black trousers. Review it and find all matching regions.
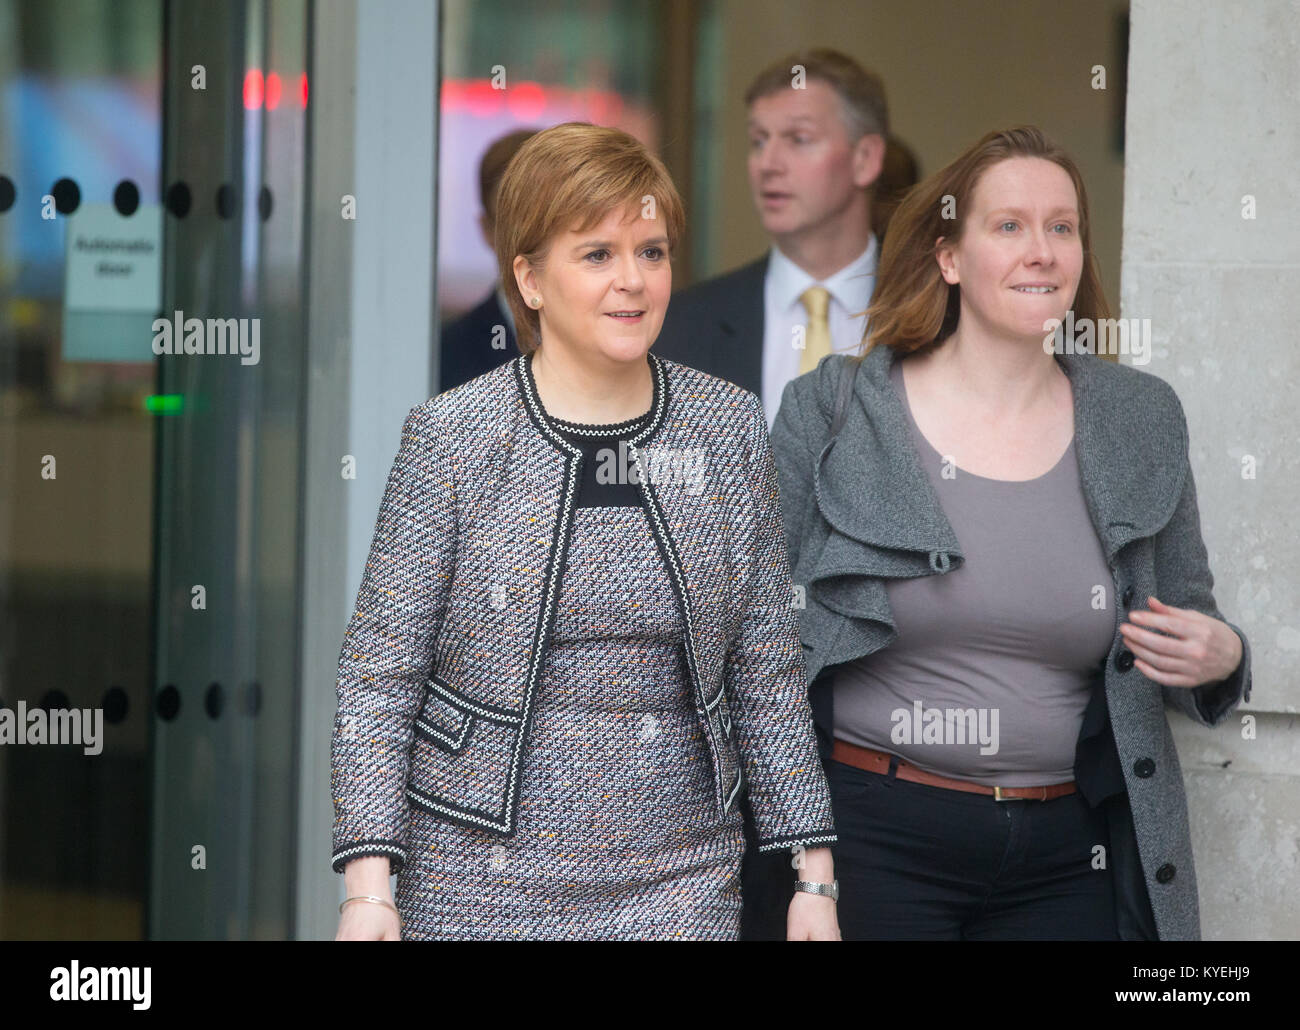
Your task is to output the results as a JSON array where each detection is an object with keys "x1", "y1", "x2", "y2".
[{"x1": 738, "y1": 757, "x2": 1121, "y2": 940}]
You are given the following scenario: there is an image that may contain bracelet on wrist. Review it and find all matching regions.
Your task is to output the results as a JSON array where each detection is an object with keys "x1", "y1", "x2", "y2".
[{"x1": 340, "y1": 894, "x2": 403, "y2": 927}]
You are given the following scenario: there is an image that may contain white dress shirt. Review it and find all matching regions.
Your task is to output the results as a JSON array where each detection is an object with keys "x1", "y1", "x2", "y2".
[{"x1": 761, "y1": 234, "x2": 878, "y2": 429}]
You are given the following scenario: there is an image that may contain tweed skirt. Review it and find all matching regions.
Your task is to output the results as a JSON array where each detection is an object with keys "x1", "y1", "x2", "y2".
[{"x1": 395, "y1": 503, "x2": 745, "y2": 940}]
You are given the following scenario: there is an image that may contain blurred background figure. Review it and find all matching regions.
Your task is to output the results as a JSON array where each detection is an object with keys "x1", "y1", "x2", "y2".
[
  {"x1": 870, "y1": 133, "x2": 920, "y2": 245},
  {"x1": 654, "y1": 47, "x2": 888, "y2": 429},
  {"x1": 437, "y1": 128, "x2": 538, "y2": 392}
]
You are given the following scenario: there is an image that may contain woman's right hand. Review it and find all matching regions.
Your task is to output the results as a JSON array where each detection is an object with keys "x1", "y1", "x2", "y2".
[
  {"x1": 336, "y1": 855, "x2": 402, "y2": 940},
  {"x1": 335, "y1": 898, "x2": 401, "y2": 940}
]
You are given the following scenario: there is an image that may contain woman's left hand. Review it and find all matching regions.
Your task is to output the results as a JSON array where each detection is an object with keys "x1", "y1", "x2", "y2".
[
  {"x1": 1118, "y1": 596, "x2": 1244, "y2": 688},
  {"x1": 787, "y1": 891, "x2": 841, "y2": 941}
]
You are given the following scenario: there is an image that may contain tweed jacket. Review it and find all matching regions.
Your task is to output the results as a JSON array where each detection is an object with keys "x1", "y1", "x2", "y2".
[
  {"x1": 770, "y1": 343, "x2": 1253, "y2": 941},
  {"x1": 331, "y1": 350, "x2": 838, "y2": 875}
]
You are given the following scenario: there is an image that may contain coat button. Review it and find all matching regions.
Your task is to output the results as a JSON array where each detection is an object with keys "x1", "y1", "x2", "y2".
[
  {"x1": 1156, "y1": 863, "x2": 1176, "y2": 884},
  {"x1": 1134, "y1": 757, "x2": 1156, "y2": 778},
  {"x1": 1121, "y1": 586, "x2": 1135, "y2": 607},
  {"x1": 1115, "y1": 649, "x2": 1135, "y2": 672}
]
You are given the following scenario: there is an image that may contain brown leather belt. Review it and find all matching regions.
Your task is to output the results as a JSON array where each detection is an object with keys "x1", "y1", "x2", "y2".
[{"x1": 831, "y1": 739, "x2": 1077, "y2": 801}]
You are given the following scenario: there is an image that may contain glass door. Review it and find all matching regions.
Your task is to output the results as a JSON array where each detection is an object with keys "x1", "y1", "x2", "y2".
[
  {"x1": 148, "y1": 0, "x2": 309, "y2": 940},
  {"x1": 0, "y1": 0, "x2": 162, "y2": 940},
  {"x1": 0, "y1": 0, "x2": 311, "y2": 940}
]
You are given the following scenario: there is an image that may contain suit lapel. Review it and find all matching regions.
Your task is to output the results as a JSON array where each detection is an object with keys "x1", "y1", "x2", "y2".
[
  {"x1": 813, "y1": 343, "x2": 961, "y2": 563},
  {"x1": 803, "y1": 344, "x2": 1188, "y2": 677},
  {"x1": 1057, "y1": 350, "x2": 1188, "y2": 562},
  {"x1": 713, "y1": 254, "x2": 768, "y2": 395},
  {"x1": 816, "y1": 343, "x2": 1188, "y2": 566}
]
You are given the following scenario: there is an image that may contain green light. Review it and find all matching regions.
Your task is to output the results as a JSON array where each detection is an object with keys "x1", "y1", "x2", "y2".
[{"x1": 145, "y1": 394, "x2": 185, "y2": 414}]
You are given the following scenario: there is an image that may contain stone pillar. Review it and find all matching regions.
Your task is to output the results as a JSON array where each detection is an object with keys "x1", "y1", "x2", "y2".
[{"x1": 1122, "y1": 0, "x2": 1300, "y2": 939}]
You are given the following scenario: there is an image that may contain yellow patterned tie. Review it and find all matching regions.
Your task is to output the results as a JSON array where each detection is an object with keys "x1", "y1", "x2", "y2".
[{"x1": 798, "y1": 285, "x2": 832, "y2": 376}]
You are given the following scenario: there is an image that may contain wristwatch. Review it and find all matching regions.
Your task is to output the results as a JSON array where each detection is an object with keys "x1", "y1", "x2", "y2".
[{"x1": 793, "y1": 879, "x2": 839, "y2": 902}]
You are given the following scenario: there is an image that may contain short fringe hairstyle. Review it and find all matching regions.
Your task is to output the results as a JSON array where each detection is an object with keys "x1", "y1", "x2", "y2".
[{"x1": 493, "y1": 122, "x2": 686, "y2": 354}]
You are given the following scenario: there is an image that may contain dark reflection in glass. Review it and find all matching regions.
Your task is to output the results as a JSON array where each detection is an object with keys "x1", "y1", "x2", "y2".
[
  {"x1": 103, "y1": 686, "x2": 129, "y2": 724},
  {"x1": 215, "y1": 183, "x2": 238, "y2": 219},
  {"x1": 39, "y1": 688, "x2": 71, "y2": 710},
  {"x1": 50, "y1": 177, "x2": 80, "y2": 214},
  {"x1": 156, "y1": 684, "x2": 181, "y2": 721},
  {"x1": 165, "y1": 180, "x2": 192, "y2": 217},
  {"x1": 113, "y1": 179, "x2": 140, "y2": 215}
]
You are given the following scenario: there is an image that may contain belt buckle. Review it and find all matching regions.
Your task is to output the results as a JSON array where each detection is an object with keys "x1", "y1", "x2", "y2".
[{"x1": 992, "y1": 786, "x2": 1018, "y2": 801}]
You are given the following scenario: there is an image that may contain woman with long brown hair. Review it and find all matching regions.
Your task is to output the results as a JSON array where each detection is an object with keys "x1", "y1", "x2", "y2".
[{"x1": 769, "y1": 125, "x2": 1250, "y2": 940}]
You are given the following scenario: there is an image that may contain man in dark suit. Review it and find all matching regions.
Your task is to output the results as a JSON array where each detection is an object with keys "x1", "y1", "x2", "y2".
[
  {"x1": 656, "y1": 49, "x2": 888, "y2": 431},
  {"x1": 656, "y1": 48, "x2": 890, "y2": 941},
  {"x1": 438, "y1": 128, "x2": 538, "y2": 392}
]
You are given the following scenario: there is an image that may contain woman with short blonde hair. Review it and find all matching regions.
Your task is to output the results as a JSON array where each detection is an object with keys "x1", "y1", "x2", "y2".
[{"x1": 331, "y1": 122, "x2": 840, "y2": 941}]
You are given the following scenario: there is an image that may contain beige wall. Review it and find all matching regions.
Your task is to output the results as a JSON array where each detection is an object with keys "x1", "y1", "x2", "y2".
[{"x1": 709, "y1": 0, "x2": 1127, "y2": 310}]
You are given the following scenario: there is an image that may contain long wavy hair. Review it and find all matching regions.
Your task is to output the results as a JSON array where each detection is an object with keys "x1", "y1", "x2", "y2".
[{"x1": 860, "y1": 125, "x2": 1110, "y2": 357}]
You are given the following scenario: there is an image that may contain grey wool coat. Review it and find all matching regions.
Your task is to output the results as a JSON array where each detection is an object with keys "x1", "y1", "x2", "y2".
[
  {"x1": 769, "y1": 342, "x2": 1253, "y2": 941},
  {"x1": 330, "y1": 351, "x2": 838, "y2": 877}
]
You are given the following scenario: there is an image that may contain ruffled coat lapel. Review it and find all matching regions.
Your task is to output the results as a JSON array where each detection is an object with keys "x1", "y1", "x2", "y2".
[{"x1": 800, "y1": 341, "x2": 1187, "y2": 683}]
